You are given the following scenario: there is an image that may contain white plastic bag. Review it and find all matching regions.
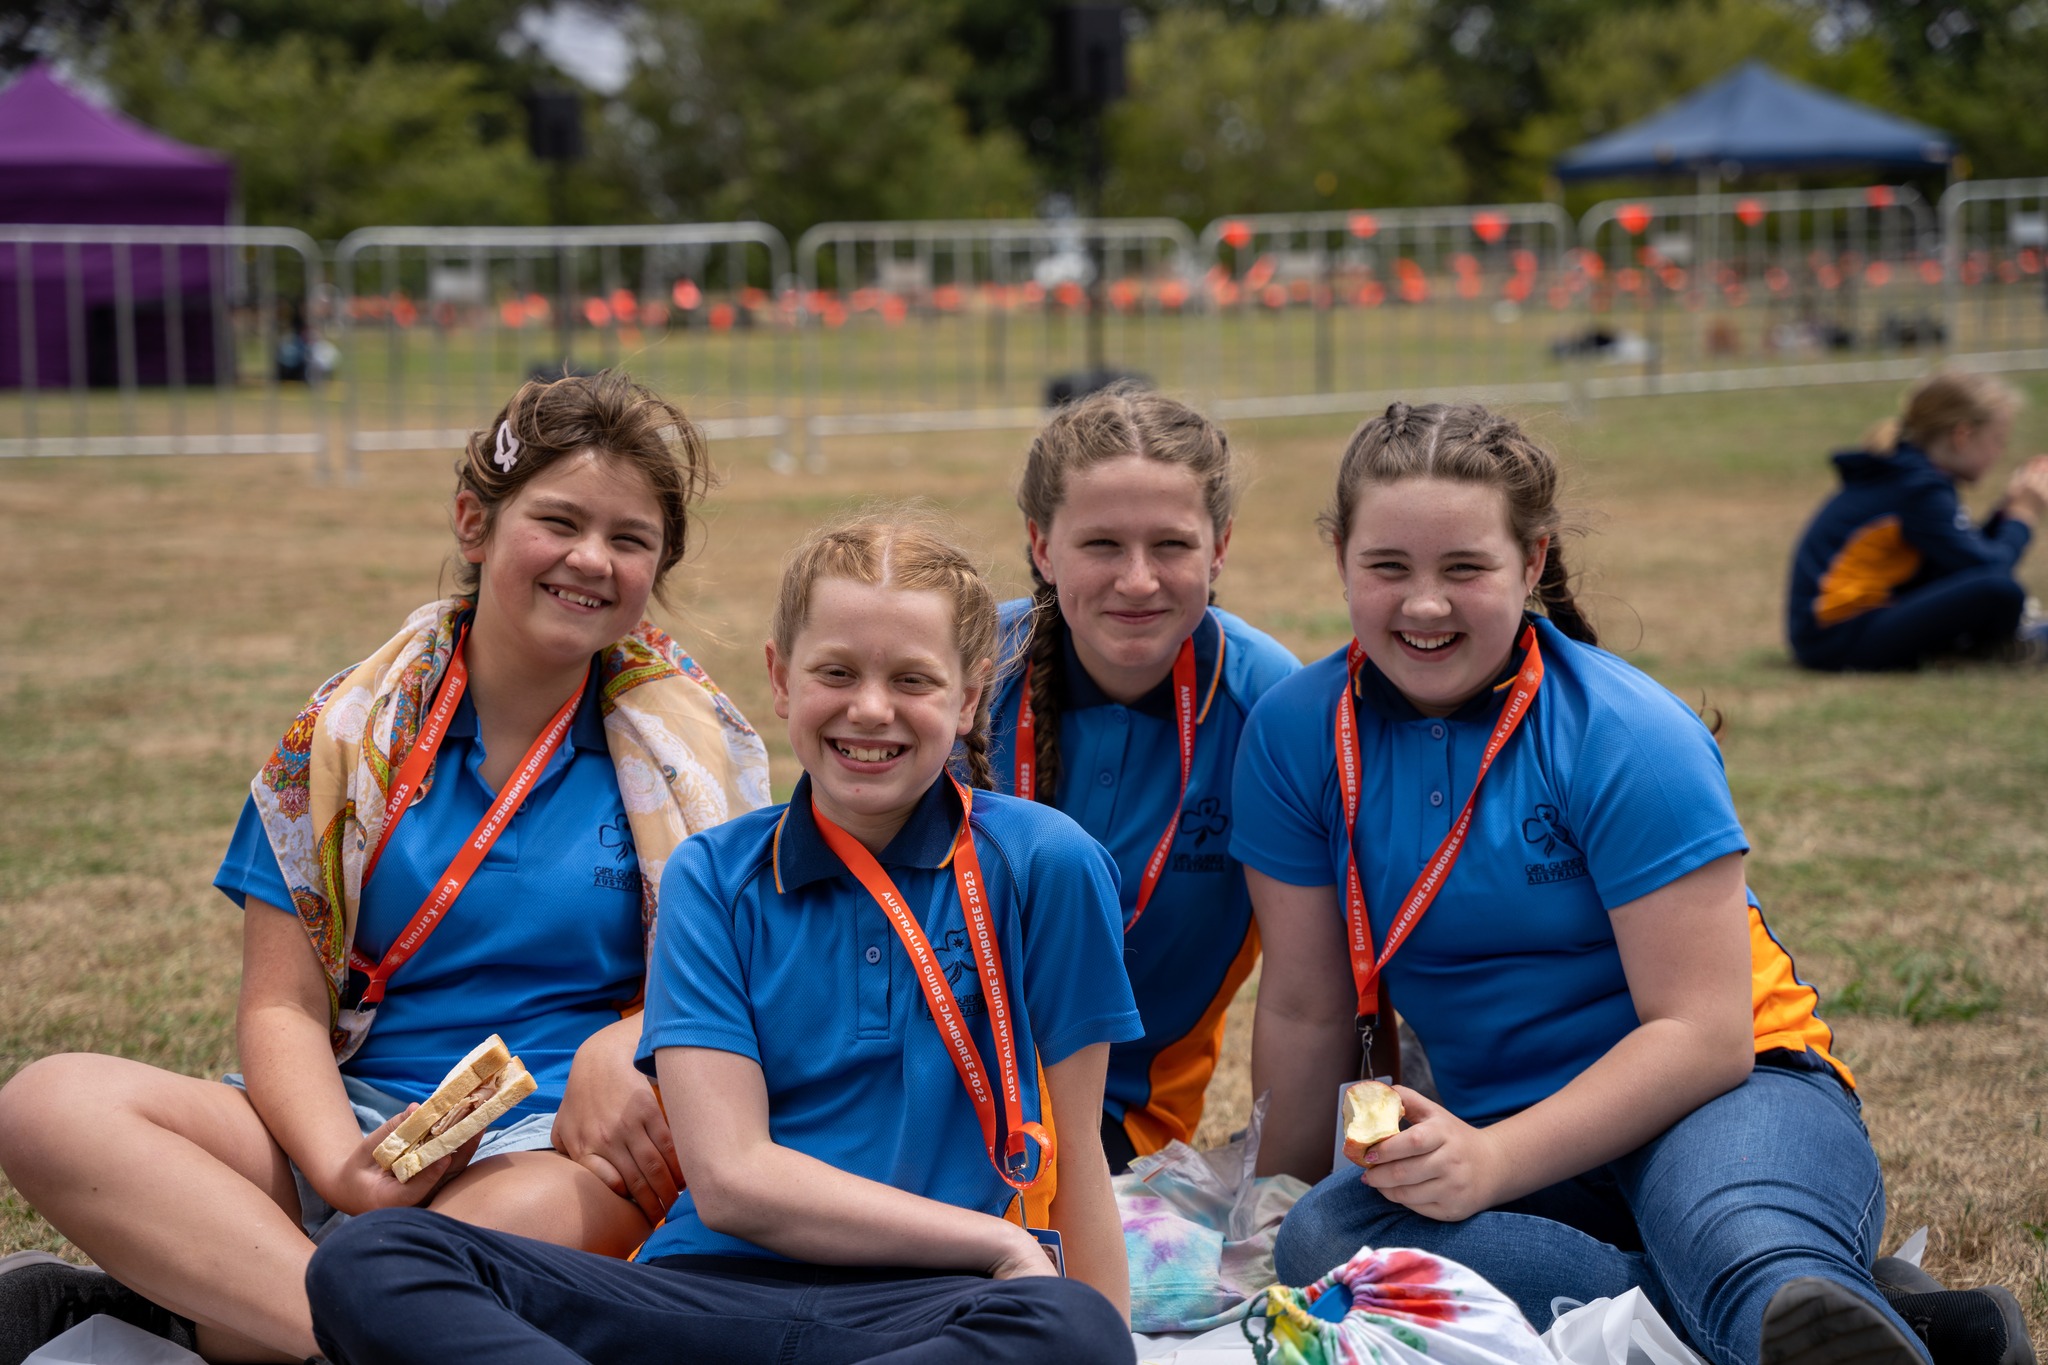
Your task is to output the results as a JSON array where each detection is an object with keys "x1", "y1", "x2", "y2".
[
  {"x1": 1542, "y1": 1288, "x2": 1705, "y2": 1365},
  {"x1": 23, "y1": 1315, "x2": 205, "y2": 1365}
]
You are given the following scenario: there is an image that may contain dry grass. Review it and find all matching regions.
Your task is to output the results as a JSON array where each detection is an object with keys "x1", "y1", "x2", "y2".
[{"x1": 3, "y1": 380, "x2": 2046, "y2": 1335}]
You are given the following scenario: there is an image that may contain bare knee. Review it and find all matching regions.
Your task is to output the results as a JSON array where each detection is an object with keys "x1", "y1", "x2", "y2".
[
  {"x1": 0, "y1": 1053, "x2": 117, "y2": 1175},
  {"x1": 429, "y1": 1151, "x2": 653, "y2": 1258}
]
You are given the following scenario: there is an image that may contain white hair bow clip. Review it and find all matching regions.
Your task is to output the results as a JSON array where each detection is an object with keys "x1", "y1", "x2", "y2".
[{"x1": 492, "y1": 421, "x2": 521, "y2": 473}]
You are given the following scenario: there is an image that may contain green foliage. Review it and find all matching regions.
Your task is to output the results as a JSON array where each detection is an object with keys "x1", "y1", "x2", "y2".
[
  {"x1": 1506, "y1": 0, "x2": 1896, "y2": 199},
  {"x1": 1417, "y1": 0, "x2": 1624, "y2": 204},
  {"x1": 19, "y1": 0, "x2": 2048, "y2": 238},
  {"x1": 1830, "y1": 940, "x2": 2004, "y2": 1026},
  {"x1": 87, "y1": 3, "x2": 548, "y2": 242},
  {"x1": 610, "y1": 0, "x2": 1037, "y2": 235},
  {"x1": 1905, "y1": 20, "x2": 2048, "y2": 181},
  {"x1": 1104, "y1": 6, "x2": 1467, "y2": 224}
]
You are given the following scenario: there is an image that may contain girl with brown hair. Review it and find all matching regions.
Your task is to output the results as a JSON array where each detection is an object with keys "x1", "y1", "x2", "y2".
[
  {"x1": 0, "y1": 370, "x2": 768, "y2": 1363},
  {"x1": 298, "y1": 511, "x2": 1138, "y2": 1365},
  {"x1": 990, "y1": 386, "x2": 1297, "y2": 1171},
  {"x1": 1236, "y1": 402, "x2": 2031, "y2": 1365}
]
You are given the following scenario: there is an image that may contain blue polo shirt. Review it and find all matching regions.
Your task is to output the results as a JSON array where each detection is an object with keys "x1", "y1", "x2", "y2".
[
  {"x1": 215, "y1": 667, "x2": 643, "y2": 1119},
  {"x1": 987, "y1": 602, "x2": 1297, "y2": 1149},
  {"x1": 1231, "y1": 617, "x2": 1753, "y2": 1125},
  {"x1": 634, "y1": 774, "x2": 1142, "y2": 1263}
]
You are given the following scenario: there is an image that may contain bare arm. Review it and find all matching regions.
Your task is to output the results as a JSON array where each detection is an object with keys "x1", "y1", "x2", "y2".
[
  {"x1": 237, "y1": 900, "x2": 461, "y2": 1213},
  {"x1": 1358, "y1": 852, "x2": 1756, "y2": 1220},
  {"x1": 1246, "y1": 870, "x2": 1361, "y2": 1181},
  {"x1": 552, "y1": 1013, "x2": 682, "y2": 1223},
  {"x1": 1041, "y1": 1043, "x2": 1128, "y2": 1319},
  {"x1": 658, "y1": 1046, "x2": 1053, "y2": 1279}
]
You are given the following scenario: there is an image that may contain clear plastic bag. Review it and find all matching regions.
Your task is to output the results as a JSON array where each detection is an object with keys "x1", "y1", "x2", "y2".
[
  {"x1": 1119, "y1": 1094, "x2": 1310, "y2": 1332},
  {"x1": 1542, "y1": 1289, "x2": 1705, "y2": 1365}
]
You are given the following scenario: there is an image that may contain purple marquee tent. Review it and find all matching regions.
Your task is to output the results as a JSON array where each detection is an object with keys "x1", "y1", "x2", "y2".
[{"x1": 0, "y1": 63, "x2": 236, "y2": 389}]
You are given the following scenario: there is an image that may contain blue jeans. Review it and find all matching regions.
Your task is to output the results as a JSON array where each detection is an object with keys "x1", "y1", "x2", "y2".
[
  {"x1": 1794, "y1": 565, "x2": 2025, "y2": 670},
  {"x1": 1273, "y1": 1060, "x2": 1928, "y2": 1365},
  {"x1": 308, "y1": 1207, "x2": 1134, "y2": 1365}
]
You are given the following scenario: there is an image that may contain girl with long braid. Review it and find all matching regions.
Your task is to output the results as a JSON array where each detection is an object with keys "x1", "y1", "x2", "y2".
[
  {"x1": 300, "y1": 511, "x2": 1140, "y2": 1365},
  {"x1": 1235, "y1": 403, "x2": 2034, "y2": 1365},
  {"x1": 988, "y1": 386, "x2": 1298, "y2": 1173}
]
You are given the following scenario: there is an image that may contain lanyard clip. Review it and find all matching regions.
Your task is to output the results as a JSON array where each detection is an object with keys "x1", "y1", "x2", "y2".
[{"x1": 1354, "y1": 1013, "x2": 1377, "y2": 1081}]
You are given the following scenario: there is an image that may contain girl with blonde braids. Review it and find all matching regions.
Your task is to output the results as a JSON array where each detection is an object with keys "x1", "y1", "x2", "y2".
[
  {"x1": 300, "y1": 511, "x2": 1139, "y2": 1365},
  {"x1": 989, "y1": 386, "x2": 1298, "y2": 1172},
  {"x1": 1239, "y1": 403, "x2": 2032, "y2": 1365}
]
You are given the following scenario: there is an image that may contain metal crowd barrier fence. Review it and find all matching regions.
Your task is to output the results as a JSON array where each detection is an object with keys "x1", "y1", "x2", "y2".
[
  {"x1": 20, "y1": 189, "x2": 2048, "y2": 472},
  {"x1": 793, "y1": 217, "x2": 1201, "y2": 457},
  {"x1": 333, "y1": 223, "x2": 793, "y2": 478},
  {"x1": 1195, "y1": 204, "x2": 1578, "y2": 418},
  {"x1": 1573, "y1": 186, "x2": 1944, "y2": 397},
  {"x1": 1939, "y1": 178, "x2": 2048, "y2": 371},
  {"x1": 0, "y1": 225, "x2": 326, "y2": 464}
]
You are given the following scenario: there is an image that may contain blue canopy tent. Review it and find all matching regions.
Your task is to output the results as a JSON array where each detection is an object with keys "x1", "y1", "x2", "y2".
[{"x1": 1555, "y1": 61, "x2": 1952, "y2": 184}]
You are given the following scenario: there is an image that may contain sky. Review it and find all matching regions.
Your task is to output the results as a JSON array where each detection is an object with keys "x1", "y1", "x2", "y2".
[{"x1": 517, "y1": 1, "x2": 634, "y2": 95}]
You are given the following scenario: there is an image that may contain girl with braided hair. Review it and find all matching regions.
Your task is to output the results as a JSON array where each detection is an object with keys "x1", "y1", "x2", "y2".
[
  {"x1": 299, "y1": 510, "x2": 1140, "y2": 1365},
  {"x1": 1236, "y1": 403, "x2": 2032, "y2": 1365},
  {"x1": 988, "y1": 386, "x2": 1298, "y2": 1173}
]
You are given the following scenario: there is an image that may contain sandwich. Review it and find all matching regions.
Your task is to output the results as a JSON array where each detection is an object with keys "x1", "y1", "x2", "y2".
[
  {"x1": 372, "y1": 1033, "x2": 537, "y2": 1183},
  {"x1": 1340, "y1": 1080, "x2": 1403, "y2": 1167}
]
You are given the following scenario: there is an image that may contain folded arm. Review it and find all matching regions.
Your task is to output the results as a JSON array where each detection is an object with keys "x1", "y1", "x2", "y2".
[{"x1": 658, "y1": 1046, "x2": 1054, "y2": 1280}]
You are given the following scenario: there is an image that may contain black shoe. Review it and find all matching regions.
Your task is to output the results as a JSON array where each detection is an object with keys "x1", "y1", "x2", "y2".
[
  {"x1": 1886, "y1": 1286, "x2": 2036, "y2": 1365},
  {"x1": 0, "y1": 1252, "x2": 197, "y2": 1365},
  {"x1": 1761, "y1": 1276, "x2": 1922, "y2": 1365},
  {"x1": 1875, "y1": 1257, "x2": 1947, "y2": 1298}
]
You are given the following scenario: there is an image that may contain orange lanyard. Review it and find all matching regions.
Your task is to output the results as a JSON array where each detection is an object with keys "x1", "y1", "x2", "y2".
[
  {"x1": 1335, "y1": 625, "x2": 1543, "y2": 1064},
  {"x1": 1015, "y1": 635, "x2": 1197, "y2": 932},
  {"x1": 812, "y1": 777, "x2": 1054, "y2": 1192},
  {"x1": 347, "y1": 631, "x2": 588, "y2": 1008}
]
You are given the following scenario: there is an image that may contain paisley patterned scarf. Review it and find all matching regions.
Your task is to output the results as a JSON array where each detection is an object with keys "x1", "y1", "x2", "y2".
[{"x1": 250, "y1": 598, "x2": 771, "y2": 1061}]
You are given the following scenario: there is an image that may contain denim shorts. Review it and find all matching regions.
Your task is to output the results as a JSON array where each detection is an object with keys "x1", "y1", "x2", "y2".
[{"x1": 222, "y1": 1072, "x2": 558, "y2": 1243}]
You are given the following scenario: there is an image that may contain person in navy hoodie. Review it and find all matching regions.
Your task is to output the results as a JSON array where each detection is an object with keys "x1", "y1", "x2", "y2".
[{"x1": 1788, "y1": 372, "x2": 2048, "y2": 670}]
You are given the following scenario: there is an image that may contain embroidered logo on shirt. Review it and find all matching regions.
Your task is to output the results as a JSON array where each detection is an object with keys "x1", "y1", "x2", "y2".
[
  {"x1": 1168, "y1": 798, "x2": 1231, "y2": 874},
  {"x1": 598, "y1": 813, "x2": 634, "y2": 862},
  {"x1": 917, "y1": 928, "x2": 987, "y2": 1019},
  {"x1": 592, "y1": 814, "x2": 637, "y2": 890},
  {"x1": 1179, "y1": 798, "x2": 1230, "y2": 847},
  {"x1": 1521, "y1": 803, "x2": 1587, "y2": 885}
]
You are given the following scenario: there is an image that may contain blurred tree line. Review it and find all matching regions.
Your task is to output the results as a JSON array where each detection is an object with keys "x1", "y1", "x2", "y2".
[{"x1": 2, "y1": 0, "x2": 2044, "y2": 242}]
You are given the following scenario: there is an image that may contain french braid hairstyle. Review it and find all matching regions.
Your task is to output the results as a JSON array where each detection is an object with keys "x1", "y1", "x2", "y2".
[
  {"x1": 1319, "y1": 401, "x2": 1596, "y2": 645},
  {"x1": 771, "y1": 511, "x2": 1002, "y2": 790},
  {"x1": 1014, "y1": 384, "x2": 1242, "y2": 804},
  {"x1": 453, "y1": 369, "x2": 710, "y2": 605}
]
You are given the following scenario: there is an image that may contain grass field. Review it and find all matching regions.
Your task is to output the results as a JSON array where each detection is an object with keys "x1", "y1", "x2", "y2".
[{"x1": 3, "y1": 379, "x2": 2046, "y2": 1339}]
